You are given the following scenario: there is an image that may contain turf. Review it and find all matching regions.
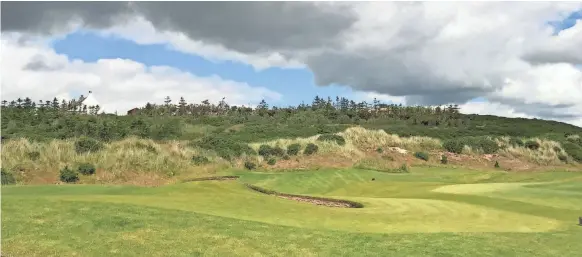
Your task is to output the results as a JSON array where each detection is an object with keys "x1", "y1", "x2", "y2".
[{"x1": 2, "y1": 167, "x2": 582, "y2": 256}]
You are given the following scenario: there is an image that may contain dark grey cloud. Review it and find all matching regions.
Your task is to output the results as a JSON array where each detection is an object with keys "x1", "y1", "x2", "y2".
[
  {"x1": 522, "y1": 51, "x2": 582, "y2": 66},
  {"x1": 1, "y1": 1, "x2": 134, "y2": 34},
  {"x1": 131, "y1": 2, "x2": 357, "y2": 53},
  {"x1": 489, "y1": 97, "x2": 580, "y2": 120},
  {"x1": 1, "y1": 1, "x2": 357, "y2": 53},
  {"x1": 23, "y1": 59, "x2": 62, "y2": 71},
  {"x1": 306, "y1": 50, "x2": 499, "y2": 106}
]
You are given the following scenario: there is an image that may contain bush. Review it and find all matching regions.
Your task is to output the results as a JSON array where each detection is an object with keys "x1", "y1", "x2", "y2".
[
  {"x1": 267, "y1": 158, "x2": 277, "y2": 165},
  {"x1": 271, "y1": 146, "x2": 285, "y2": 157},
  {"x1": 443, "y1": 139, "x2": 464, "y2": 154},
  {"x1": 75, "y1": 137, "x2": 103, "y2": 154},
  {"x1": 376, "y1": 147, "x2": 383, "y2": 153},
  {"x1": 77, "y1": 163, "x2": 96, "y2": 175},
  {"x1": 473, "y1": 138, "x2": 499, "y2": 154},
  {"x1": 553, "y1": 146, "x2": 562, "y2": 152},
  {"x1": 317, "y1": 134, "x2": 346, "y2": 146},
  {"x1": 27, "y1": 151, "x2": 40, "y2": 161},
  {"x1": 194, "y1": 136, "x2": 256, "y2": 160},
  {"x1": 1, "y1": 168, "x2": 16, "y2": 185},
  {"x1": 525, "y1": 140, "x2": 540, "y2": 150},
  {"x1": 304, "y1": 143, "x2": 319, "y2": 155},
  {"x1": 282, "y1": 155, "x2": 290, "y2": 160},
  {"x1": 414, "y1": 152, "x2": 429, "y2": 161},
  {"x1": 192, "y1": 155, "x2": 210, "y2": 165},
  {"x1": 244, "y1": 161, "x2": 256, "y2": 170},
  {"x1": 494, "y1": 161, "x2": 500, "y2": 168},
  {"x1": 562, "y1": 142, "x2": 582, "y2": 162},
  {"x1": 398, "y1": 163, "x2": 409, "y2": 173},
  {"x1": 558, "y1": 154, "x2": 568, "y2": 162},
  {"x1": 509, "y1": 137, "x2": 524, "y2": 147},
  {"x1": 259, "y1": 145, "x2": 285, "y2": 157},
  {"x1": 258, "y1": 144, "x2": 285, "y2": 157},
  {"x1": 258, "y1": 144, "x2": 272, "y2": 157},
  {"x1": 59, "y1": 166, "x2": 79, "y2": 183},
  {"x1": 441, "y1": 155, "x2": 448, "y2": 164},
  {"x1": 287, "y1": 143, "x2": 301, "y2": 156}
]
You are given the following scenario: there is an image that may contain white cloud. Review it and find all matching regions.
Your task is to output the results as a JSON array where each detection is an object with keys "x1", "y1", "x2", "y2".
[
  {"x1": 353, "y1": 91, "x2": 406, "y2": 106},
  {"x1": 0, "y1": 33, "x2": 282, "y2": 114},
  {"x1": 459, "y1": 101, "x2": 582, "y2": 127}
]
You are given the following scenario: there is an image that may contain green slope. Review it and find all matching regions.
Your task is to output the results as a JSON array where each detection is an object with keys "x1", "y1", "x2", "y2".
[{"x1": 2, "y1": 167, "x2": 582, "y2": 256}]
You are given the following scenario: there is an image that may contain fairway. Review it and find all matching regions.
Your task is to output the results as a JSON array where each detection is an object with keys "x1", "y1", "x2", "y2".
[{"x1": 2, "y1": 167, "x2": 582, "y2": 256}]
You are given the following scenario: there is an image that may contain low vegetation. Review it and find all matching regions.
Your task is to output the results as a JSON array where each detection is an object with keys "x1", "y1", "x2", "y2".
[
  {"x1": 1, "y1": 168, "x2": 16, "y2": 185},
  {"x1": 59, "y1": 166, "x2": 78, "y2": 183},
  {"x1": 77, "y1": 163, "x2": 96, "y2": 175}
]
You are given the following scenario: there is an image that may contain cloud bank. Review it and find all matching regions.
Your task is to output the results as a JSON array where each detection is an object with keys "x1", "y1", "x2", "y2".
[{"x1": 1, "y1": 2, "x2": 581, "y2": 126}]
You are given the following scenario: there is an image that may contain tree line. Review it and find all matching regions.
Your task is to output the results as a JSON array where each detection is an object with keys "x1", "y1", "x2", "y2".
[{"x1": 2, "y1": 95, "x2": 581, "y2": 146}]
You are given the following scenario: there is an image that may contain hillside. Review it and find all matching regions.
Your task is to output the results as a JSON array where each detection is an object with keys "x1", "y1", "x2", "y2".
[{"x1": 1, "y1": 96, "x2": 581, "y2": 185}]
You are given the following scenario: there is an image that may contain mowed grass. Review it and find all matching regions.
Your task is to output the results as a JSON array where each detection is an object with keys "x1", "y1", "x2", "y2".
[{"x1": 2, "y1": 167, "x2": 582, "y2": 256}]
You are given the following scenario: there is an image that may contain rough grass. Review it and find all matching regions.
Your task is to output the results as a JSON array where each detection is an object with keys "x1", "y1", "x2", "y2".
[
  {"x1": 3, "y1": 167, "x2": 582, "y2": 256},
  {"x1": 2, "y1": 128, "x2": 578, "y2": 186},
  {"x1": 0, "y1": 137, "x2": 228, "y2": 185},
  {"x1": 339, "y1": 126, "x2": 443, "y2": 151},
  {"x1": 496, "y1": 136, "x2": 565, "y2": 164}
]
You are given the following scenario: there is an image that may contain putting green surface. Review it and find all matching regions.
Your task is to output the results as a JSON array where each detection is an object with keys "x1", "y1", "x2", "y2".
[{"x1": 2, "y1": 167, "x2": 582, "y2": 256}]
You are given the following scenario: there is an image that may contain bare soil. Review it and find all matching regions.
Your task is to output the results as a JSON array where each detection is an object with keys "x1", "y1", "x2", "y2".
[{"x1": 276, "y1": 195, "x2": 352, "y2": 208}]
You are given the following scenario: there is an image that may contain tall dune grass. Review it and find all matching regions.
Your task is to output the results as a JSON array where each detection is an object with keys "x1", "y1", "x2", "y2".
[
  {"x1": 496, "y1": 137, "x2": 564, "y2": 164},
  {"x1": 1, "y1": 137, "x2": 227, "y2": 184},
  {"x1": 339, "y1": 127, "x2": 443, "y2": 151}
]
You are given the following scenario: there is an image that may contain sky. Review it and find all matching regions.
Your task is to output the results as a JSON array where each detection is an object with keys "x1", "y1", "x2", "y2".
[{"x1": 1, "y1": 2, "x2": 581, "y2": 127}]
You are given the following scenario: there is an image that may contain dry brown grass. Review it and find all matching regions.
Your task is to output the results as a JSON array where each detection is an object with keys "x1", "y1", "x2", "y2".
[
  {"x1": 496, "y1": 137, "x2": 565, "y2": 165},
  {"x1": 1, "y1": 137, "x2": 228, "y2": 185},
  {"x1": 339, "y1": 127, "x2": 442, "y2": 152}
]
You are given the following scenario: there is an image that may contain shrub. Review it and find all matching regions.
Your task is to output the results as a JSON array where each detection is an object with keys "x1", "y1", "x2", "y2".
[
  {"x1": 414, "y1": 152, "x2": 429, "y2": 161},
  {"x1": 282, "y1": 155, "x2": 290, "y2": 160},
  {"x1": 474, "y1": 138, "x2": 499, "y2": 154},
  {"x1": 267, "y1": 158, "x2": 277, "y2": 165},
  {"x1": 1, "y1": 168, "x2": 16, "y2": 185},
  {"x1": 553, "y1": 146, "x2": 562, "y2": 152},
  {"x1": 75, "y1": 137, "x2": 103, "y2": 154},
  {"x1": 287, "y1": 143, "x2": 301, "y2": 156},
  {"x1": 509, "y1": 137, "x2": 524, "y2": 147},
  {"x1": 317, "y1": 134, "x2": 346, "y2": 146},
  {"x1": 376, "y1": 147, "x2": 383, "y2": 153},
  {"x1": 271, "y1": 146, "x2": 285, "y2": 157},
  {"x1": 27, "y1": 151, "x2": 40, "y2": 161},
  {"x1": 194, "y1": 136, "x2": 256, "y2": 160},
  {"x1": 244, "y1": 161, "x2": 256, "y2": 170},
  {"x1": 441, "y1": 155, "x2": 448, "y2": 164},
  {"x1": 258, "y1": 145, "x2": 285, "y2": 157},
  {"x1": 562, "y1": 142, "x2": 582, "y2": 162},
  {"x1": 59, "y1": 166, "x2": 79, "y2": 183},
  {"x1": 77, "y1": 163, "x2": 96, "y2": 175},
  {"x1": 398, "y1": 163, "x2": 409, "y2": 173},
  {"x1": 192, "y1": 155, "x2": 210, "y2": 165},
  {"x1": 558, "y1": 154, "x2": 568, "y2": 162},
  {"x1": 258, "y1": 144, "x2": 273, "y2": 157},
  {"x1": 525, "y1": 140, "x2": 540, "y2": 150},
  {"x1": 494, "y1": 161, "x2": 500, "y2": 169},
  {"x1": 304, "y1": 143, "x2": 319, "y2": 155},
  {"x1": 443, "y1": 139, "x2": 464, "y2": 154}
]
